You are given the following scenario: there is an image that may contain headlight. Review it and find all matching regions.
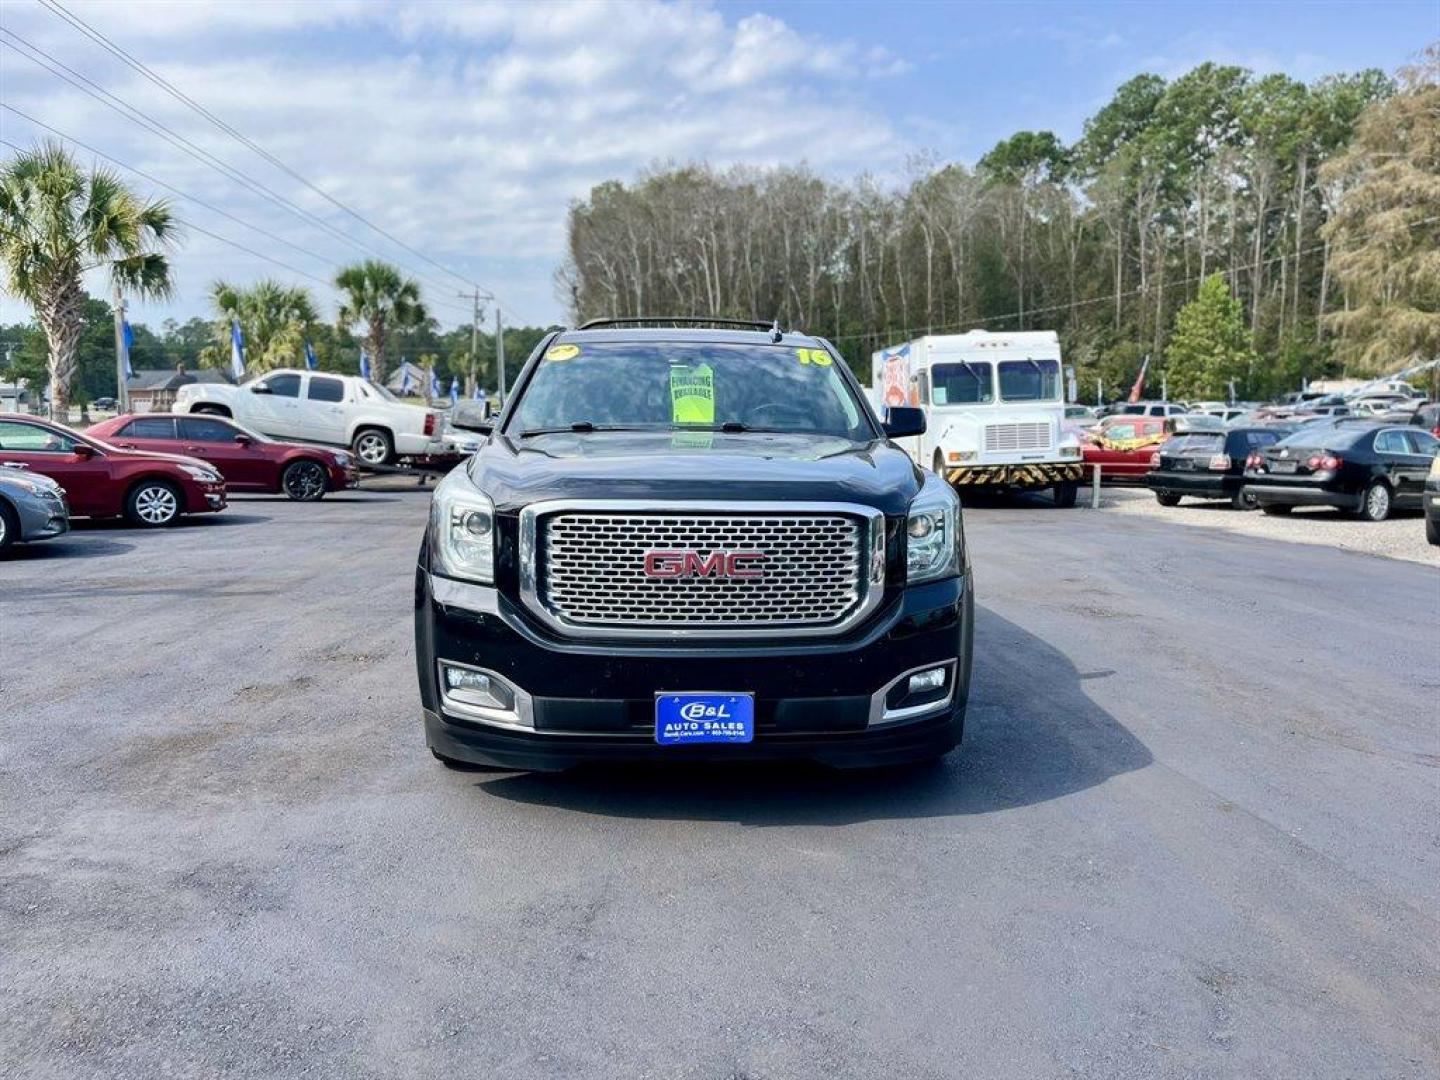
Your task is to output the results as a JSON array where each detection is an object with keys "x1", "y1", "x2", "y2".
[
  {"x1": 179, "y1": 465, "x2": 221, "y2": 483},
  {"x1": 332, "y1": 452, "x2": 351, "y2": 466},
  {"x1": 429, "y1": 469, "x2": 495, "y2": 585},
  {"x1": 2, "y1": 477, "x2": 43, "y2": 495},
  {"x1": 906, "y1": 477, "x2": 962, "y2": 583}
]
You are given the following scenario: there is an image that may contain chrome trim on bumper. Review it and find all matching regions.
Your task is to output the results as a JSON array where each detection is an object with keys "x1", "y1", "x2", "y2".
[
  {"x1": 435, "y1": 659, "x2": 535, "y2": 731},
  {"x1": 867, "y1": 660, "x2": 957, "y2": 728},
  {"x1": 517, "y1": 499, "x2": 887, "y2": 640}
]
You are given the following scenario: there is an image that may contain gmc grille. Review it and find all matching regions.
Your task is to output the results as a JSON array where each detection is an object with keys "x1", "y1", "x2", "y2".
[
  {"x1": 535, "y1": 510, "x2": 869, "y2": 634},
  {"x1": 984, "y1": 422, "x2": 1051, "y2": 452}
]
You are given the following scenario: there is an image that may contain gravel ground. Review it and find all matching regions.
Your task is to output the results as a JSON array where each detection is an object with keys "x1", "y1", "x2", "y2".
[
  {"x1": 1094, "y1": 485, "x2": 1440, "y2": 566},
  {"x1": 2, "y1": 490, "x2": 1437, "y2": 1079}
]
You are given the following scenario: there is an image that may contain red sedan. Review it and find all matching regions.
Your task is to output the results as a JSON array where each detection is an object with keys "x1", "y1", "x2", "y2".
[
  {"x1": 0, "y1": 414, "x2": 226, "y2": 527},
  {"x1": 88, "y1": 414, "x2": 358, "y2": 501},
  {"x1": 1082, "y1": 418, "x2": 1169, "y2": 479}
]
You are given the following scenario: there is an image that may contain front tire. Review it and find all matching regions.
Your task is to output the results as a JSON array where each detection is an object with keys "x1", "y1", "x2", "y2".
[
  {"x1": 0, "y1": 500, "x2": 18, "y2": 554},
  {"x1": 1053, "y1": 481, "x2": 1078, "y2": 508},
  {"x1": 1359, "y1": 479, "x2": 1392, "y2": 522},
  {"x1": 352, "y1": 427, "x2": 395, "y2": 467},
  {"x1": 1426, "y1": 514, "x2": 1439, "y2": 546},
  {"x1": 1155, "y1": 491, "x2": 1182, "y2": 507},
  {"x1": 281, "y1": 459, "x2": 328, "y2": 502},
  {"x1": 125, "y1": 479, "x2": 182, "y2": 527}
]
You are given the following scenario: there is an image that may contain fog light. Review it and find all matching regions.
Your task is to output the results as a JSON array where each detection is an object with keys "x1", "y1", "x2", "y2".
[
  {"x1": 908, "y1": 667, "x2": 946, "y2": 694},
  {"x1": 948, "y1": 451, "x2": 976, "y2": 463},
  {"x1": 441, "y1": 663, "x2": 514, "y2": 710}
]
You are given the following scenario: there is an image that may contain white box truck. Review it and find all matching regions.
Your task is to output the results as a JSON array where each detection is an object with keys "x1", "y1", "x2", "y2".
[{"x1": 871, "y1": 330, "x2": 1084, "y2": 506}]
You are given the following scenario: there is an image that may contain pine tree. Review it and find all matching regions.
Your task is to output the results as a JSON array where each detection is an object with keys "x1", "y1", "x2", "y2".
[{"x1": 1165, "y1": 274, "x2": 1257, "y2": 399}]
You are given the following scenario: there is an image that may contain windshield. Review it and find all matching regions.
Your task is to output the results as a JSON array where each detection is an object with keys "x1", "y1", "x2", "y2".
[
  {"x1": 998, "y1": 358, "x2": 1061, "y2": 402},
  {"x1": 508, "y1": 341, "x2": 873, "y2": 440},
  {"x1": 930, "y1": 362, "x2": 993, "y2": 405}
]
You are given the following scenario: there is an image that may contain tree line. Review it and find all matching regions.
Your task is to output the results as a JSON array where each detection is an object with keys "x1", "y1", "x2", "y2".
[{"x1": 560, "y1": 52, "x2": 1439, "y2": 400}]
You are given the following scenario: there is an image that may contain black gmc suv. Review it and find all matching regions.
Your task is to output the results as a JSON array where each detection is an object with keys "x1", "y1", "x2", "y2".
[{"x1": 414, "y1": 319, "x2": 973, "y2": 771}]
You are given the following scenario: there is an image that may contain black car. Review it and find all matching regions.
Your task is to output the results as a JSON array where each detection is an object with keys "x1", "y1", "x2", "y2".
[
  {"x1": 1146, "y1": 426, "x2": 1288, "y2": 509},
  {"x1": 1243, "y1": 421, "x2": 1440, "y2": 521},
  {"x1": 1408, "y1": 401, "x2": 1440, "y2": 438},
  {"x1": 414, "y1": 319, "x2": 973, "y2": 772}
]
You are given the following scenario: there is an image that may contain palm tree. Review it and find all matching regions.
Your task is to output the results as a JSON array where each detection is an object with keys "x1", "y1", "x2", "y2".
[
  {"x1": 0, "y1": 141, "x2": 176, "y2": 417},
  {"x1": 209, "y1": 279, "x2": 318, "y2": 373},
  {"x1": 334, "y1": 260, "x2": 427, "y2": 384}
]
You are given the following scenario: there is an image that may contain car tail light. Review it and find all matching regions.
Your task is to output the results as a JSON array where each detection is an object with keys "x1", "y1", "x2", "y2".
[
  {"x1": 1149, "y1": 452, "x2": 1160, "y2": 467},
  {"x1": 424, "y1": 412, "x2": 436, "y2": 436},
  {"x1": 1306, "y1": 454, "x2": 1341, "y2": 471},
  {"x1": 1208, "y1": 454, "x2": 1231, "y2": 471},
  {"x1": 1245, "y1": 453, "x2": 1261, "y2": 469}
]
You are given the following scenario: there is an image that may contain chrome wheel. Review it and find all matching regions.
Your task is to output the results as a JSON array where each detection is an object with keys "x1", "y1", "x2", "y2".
[
  {"x1": 1363, "y1": 482, "x2": 1390, "y2": 522},
  {"x1": 134, "y1": 484, "x2": 178, "y2": 525},
  {"x1": 283, "y1": 460, "x2": 327, "y2": 501},
  {"x1": 354, "y1": 431, "x2": 390, "y2": 465}
]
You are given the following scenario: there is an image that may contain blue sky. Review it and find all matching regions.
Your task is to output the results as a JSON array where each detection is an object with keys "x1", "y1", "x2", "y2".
[{"x1": 1, "y1": 0, "x2": 1433, "y2": 332}]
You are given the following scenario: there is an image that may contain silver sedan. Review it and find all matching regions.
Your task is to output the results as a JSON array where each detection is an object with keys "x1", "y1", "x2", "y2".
[{"x1": 0, "y1": 466, "x2": 70, "y2": 554}]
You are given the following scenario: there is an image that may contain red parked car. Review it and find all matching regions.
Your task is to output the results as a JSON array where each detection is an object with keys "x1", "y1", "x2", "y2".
[
  {"x1": 1081, "y1": 417, "x2": 1168, "y2": 479},
  {"x1": 0, "y1": 414, "x2": 226, "y2": 527},
  {"x1": 88, "y1": 413, "x2": 358, "y2": 501}
]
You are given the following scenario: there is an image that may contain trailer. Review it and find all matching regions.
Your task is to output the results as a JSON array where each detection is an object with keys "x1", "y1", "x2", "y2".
[{"x1": 871, "y1": 330, "x2": 1085, "y2": 506}]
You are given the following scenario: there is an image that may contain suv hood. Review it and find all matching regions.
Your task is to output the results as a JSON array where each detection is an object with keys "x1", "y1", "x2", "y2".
[{"x1": 470, "y1": 430, "x2": 922, "y2": 515}]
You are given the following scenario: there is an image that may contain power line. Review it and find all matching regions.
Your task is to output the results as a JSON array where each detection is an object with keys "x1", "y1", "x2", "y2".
[
  {"x1": 37, "y1": 0, "x2": 531, "y2": 327},
  {"x1": 0, "y1": 30, "x2": 476, "y2": 316},
  {"x1": 826, "y1": 213, "x2": 1440, "y2": 348}
]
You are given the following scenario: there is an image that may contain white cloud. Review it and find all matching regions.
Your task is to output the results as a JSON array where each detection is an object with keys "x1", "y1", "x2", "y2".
[{"x1": 0, "y1": 0, "x2": 909, "y2": 328}]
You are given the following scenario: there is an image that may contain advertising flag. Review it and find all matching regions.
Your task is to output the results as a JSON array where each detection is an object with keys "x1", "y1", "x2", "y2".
[
  {"x1": 304, "y1": 341, "x2": 318, "y2": 371},
  {"x1": 121, "y1": 319, "x2": 135, "y2": 380},
  {"x1": 359, "y1": 350, "x2": 371, "y2": 381},
  {"x1": 229, "y1": 319, "x2": 246, "y2": 379},
  {"x1": 449, "y1": 376, "x2": 460, "y2": 405}
]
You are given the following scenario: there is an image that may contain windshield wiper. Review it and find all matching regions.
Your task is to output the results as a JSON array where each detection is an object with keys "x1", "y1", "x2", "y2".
[{"x1": 518, "y1": 422, "x2": 657, "y2": 438}]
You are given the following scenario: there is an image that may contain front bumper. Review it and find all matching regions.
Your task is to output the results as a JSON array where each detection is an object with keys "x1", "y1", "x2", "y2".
[
  {"x1": 329, "y1": 464, "x2": 361, "y2": 490},
  {"x1": 416, "y1": 571, "x2": 973, "y2": 771},
  {"x1": 944, "y1": 461, "x2": 1083, "y2": 488},
  {"x1": 17, "y1": 493, "x2": 69, "y2": 541},
  {"x1": 188, "y1": 480, "x2": 228, "y2": 514}
]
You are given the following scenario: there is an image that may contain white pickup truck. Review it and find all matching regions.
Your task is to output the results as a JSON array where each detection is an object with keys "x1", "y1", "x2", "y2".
[{"x1": 174, "y1": 369, "x2": 446, "y2": 466}]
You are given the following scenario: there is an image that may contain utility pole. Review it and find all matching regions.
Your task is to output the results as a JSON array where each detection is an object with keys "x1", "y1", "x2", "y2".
[
  {"x1": 112, "y1": 283, "x2": 129, "y2": 413},
  {"x1": 457, "y1": 288, "x2": 494, "y2": 397},
  {"x1": 495, "y1": 306, "x2": 507, "y2": 403}
]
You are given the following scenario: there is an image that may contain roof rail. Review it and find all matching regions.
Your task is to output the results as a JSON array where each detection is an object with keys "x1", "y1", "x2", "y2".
[{"x1": 576, "y1": 316, "x2": 784, "y2": 333}]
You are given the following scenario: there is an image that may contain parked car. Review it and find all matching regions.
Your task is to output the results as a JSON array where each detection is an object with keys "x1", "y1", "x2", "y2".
[
  {"x1": 1243, "y1": 421, "x2": 1440, "y2": 521},
  {"x1": 0, "y1": 464, "x2": 69, "y2": 554},
  {"x1": 0, "y1": 415, "x2": 226, "y2": 527},
  {"x1": 1146, "y1": 427, "x2": 1287, "y2": 509},
  {"x1": 174, "y1": 369, "x2": 446, "y2": 467},
  {"x1": 1426, "y1": 454, "x2": 1440, "y2": 545},
  {"x1": 416, "y1": 318, "x2": 971, "y2": 771},
  {"x1": 1082, "y1": 417, "x2": 1168, "y2": 479},
  {"x1": 1101, "y1": 401, "x2": 1189, "y2": 419},
  {"x1": 1407, "y1": 402, "x2": 1440, "y2": 437},
  {"x1": 91, "y1": 396, "x2": 117, "y2": 411},
  {"x1": 87, "y1": 413, "x2": 358, "y2": 501}
]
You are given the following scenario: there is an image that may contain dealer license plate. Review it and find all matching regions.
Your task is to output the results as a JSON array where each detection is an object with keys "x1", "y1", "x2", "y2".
[
  {"x1": 1271, "y1": 459, "x2": 1298, "y2": 474},
  {"x1": 655, "y1": 693, "x2": 755, "y2": 745}
]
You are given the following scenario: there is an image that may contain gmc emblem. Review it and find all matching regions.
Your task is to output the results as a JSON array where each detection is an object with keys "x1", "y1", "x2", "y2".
[{"x1": 643, "y1": 550, "x2": 765, "y2": 579}]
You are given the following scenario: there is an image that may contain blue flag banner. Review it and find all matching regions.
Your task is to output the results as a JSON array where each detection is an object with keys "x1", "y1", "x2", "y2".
[
  {"x1": 304, "y1": 341, "x2": 318, "y2": 371},
  {"x1": 229, "y1": 320, "x2": 246, "y2": 379},
  {"x1": 449, "y1": 376, "x2": 460, "y2": 405},
  {"x1": 400, "y1": 367, "x2": 415, "y2": 396},
  {"x1": 359, "y1": 350, "x2": 371, "y2": 381},
  {"x1": 429, "y1": 370, "x2": 441, "y2": 398},
  {"x1": 121, "y1": 319, "x2": 135, "y2": 380},
  {"x1": 473, "y1": 385, "x2": 485, "y2": 401}
]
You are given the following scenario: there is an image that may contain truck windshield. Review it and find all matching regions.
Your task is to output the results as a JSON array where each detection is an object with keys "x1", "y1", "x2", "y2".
[
  {"x1": 930, "y1": 362, "x2": 993, "y2": 405},
  {"x1": 998, "y1": 359, "x2": 1061, "y2": 402},
  {"x1": 508, "y1": 341, "x2": 873, "y2": 440}
]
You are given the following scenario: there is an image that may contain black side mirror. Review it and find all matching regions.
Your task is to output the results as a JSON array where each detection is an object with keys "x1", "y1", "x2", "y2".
[
  {"x1": 250, "y1": 384, "x2": 272, "y2": 395},
  {"x1": 449, "y1": 401, "x2": 493, "y2": 436},
  {"x1": 72, "y1": 442, "x2": 96, "y2": 459},
  {"x1": 882, "y1": 406, "x2": 926, "y2": 439},
  {"x1": 234, "y1": 433, "x2": 253, "y2": 446}
]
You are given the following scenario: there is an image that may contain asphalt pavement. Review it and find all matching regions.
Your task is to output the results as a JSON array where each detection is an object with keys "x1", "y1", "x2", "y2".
[{"x1": 1, "y1": 486, "x2": 1436, "y2": 1079}]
